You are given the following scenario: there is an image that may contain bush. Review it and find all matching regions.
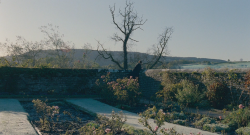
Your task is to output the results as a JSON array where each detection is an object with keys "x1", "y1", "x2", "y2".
[
  {"x1": 173, "y1": 119, "x2": 186, "y2": 125},
  {"x1": 206, "y1": 81, "x2": 230, "y2": 109},
  {"x1": 194, "y1": 100, "x2": 211, "y2": 109},
  {"x1": 157, "y1": 72, "x2": 183, "y2": 103},
  {"x1": 156, "y1": 82, "x2": 183, "y2": 103},
  {"x1": 203, "y1": 123, "x2": 231, "y2": 132},
  {"x1": 97, "y1": 73, "x2": 141, "y2": 106},
  {"x1": 194, "y1": 117, "x2": 216, "y2": 127},
  {"x1": 158, "y1": 101, "x2": 181, "y2": 113},
  {"x1": 175, "y1": 79, "x2": 205, "y2": 107},
  {"x1": 32, "y1": 99, "x2": 60, "y2": 131},
  {"x1": 95, "y1": 72, "x2": 116, "y2": 103},
  {"x1": 138, "y1": 106, "x2": 167, "y2": 134},
  {"x1": 110, "y1": 77, "x2": 141, "y2": 106},
  {"x1": 222, "y1": 107, "x2": 250, "y2": 129},
  {"x1": 236, "y1": 127, "x2": 250, "y2": 135},
  {"x1": 78, "y1": 110, "x2": 126, "y2": 135},
  {"x1": 170, "y1": 112, "x2": 186, "y2": 120}
]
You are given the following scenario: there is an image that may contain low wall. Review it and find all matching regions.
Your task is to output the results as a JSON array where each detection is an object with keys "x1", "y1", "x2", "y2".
[
  {"x1": 1, "y1": 67, "x2": 250, "y2": 104},
  {"x1": 0, "y1": 67, "x2": 131, "y2": 95}
]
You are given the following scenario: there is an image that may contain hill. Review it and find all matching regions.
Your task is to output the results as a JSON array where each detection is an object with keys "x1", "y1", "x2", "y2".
[{"x1": 2, "y1": 49, "x2": 227, "y2": 68}]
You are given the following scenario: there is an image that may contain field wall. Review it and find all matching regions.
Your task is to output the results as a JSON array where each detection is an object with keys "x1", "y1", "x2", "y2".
[{"x1": 0, "y1": 67, "x2": 250, "y2": 103}]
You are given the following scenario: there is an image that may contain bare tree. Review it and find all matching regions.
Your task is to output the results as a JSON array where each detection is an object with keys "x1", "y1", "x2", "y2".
[
  {"x1": 96, "y1": 1, "x2": 173, "y2": 70},
  {"x1": 97, "y1": 1, "x2": 147, "y2": 70},
  {"x1": 15, "y1": 36, "x2": 46, "y2": 67},
  {"x1": 40, "y1": 24, "x2": 76, "y2": 68},
  {"x1": 144, "y1": 27, "x2": 173, "y2": 69}
]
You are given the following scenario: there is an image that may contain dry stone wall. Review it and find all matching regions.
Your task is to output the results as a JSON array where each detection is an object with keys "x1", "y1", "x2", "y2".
[{"x1": 1, "y1": 67, "x2": 250, "y2": 103}]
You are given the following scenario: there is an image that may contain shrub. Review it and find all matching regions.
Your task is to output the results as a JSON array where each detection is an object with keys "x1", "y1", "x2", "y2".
[
  {"x1": 173, "y1": 119, "x2": 186, "y2": 125},
  {"x1": 138, "y1": 106, "x2": 203, "y2": 135},
  {"x1": 222, "y1": 107, "x2": 250, "y2": 129},
  {"x1": 78, "y1": 110, "x2": 126, "y2": 135},
  {"x1": 156, "y1": 83, "x2": 182, "y2": 103},
  {"x1": 138, "y1": 106, "x2": 168, "y2": 134},
  {"x1": 194, "y1": 117, "x2": 216, "y2": 127},
  {"x1": 203, "y1": 123, "x2": 231, "y2": 132},
  {"x1": 32, "y1": 99, "x2": 60, "y2": 131},
  {"x1": 194, "y1": 100, "x2": 211, "y2": 109},
  {"x1": 158, "y1": 100, "x2": 181, "y2": 112},
  {"x1": 206, "y1": 81, "x2": 230, "y2": 109},
  {"x1": 110, "y1": 76, "x2": 141, "y2": 106},
  {"x1": 169, "y1": 112, "x2": 186, "y2": 120},
  {"x1": 95, "y1": 72, "x2": 116, "y2": 103},
  {"x1": 236, "y1": 127, "x2": 250, "y2": 135},
  {"x1": 175, "y1": 79, "x2": 205, "y2": 107},
  {"x1": 97, "y1": 73, "x2": 141, "y2": 106}
]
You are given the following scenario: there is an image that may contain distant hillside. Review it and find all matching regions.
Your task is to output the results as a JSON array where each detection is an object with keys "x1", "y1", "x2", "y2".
[{"x1": 3, "y1": 49, "x2": 226, "y2": 67}]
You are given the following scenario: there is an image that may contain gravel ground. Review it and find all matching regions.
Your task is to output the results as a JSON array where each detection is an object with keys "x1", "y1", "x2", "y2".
[{"x1": 20, "y1": 100, "x2": 95, "y2": 135}]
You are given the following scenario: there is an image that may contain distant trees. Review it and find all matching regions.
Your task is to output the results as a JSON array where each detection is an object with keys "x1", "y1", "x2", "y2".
[
  {"x1": 0, "y1": 36, "x2": 46, "y2": 67},
  {"x1": 0, "y1": 24, "x2": 77, "y2": 68},
  {"x1": 97, "y1": 1, "x2": 173, "y2": 70},
  {"x1": 40, "y1": 24, "x2": 76, "y2": 68}
]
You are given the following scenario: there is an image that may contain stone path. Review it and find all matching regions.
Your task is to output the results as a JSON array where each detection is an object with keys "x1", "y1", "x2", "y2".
[
  {"x1": 66, "y1": 98, "x2": 219, "y2": 135},
  {"x1": 0, "y1": 99, "x2": 38, "y2": 135}
]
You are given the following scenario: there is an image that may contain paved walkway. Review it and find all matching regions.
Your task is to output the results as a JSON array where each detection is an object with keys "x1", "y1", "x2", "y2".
[
  {"x1": 0, "y1": 99, "x2": 38, "y2": 135},
  {"x1": 66, "y1": 98, "x2": 219, "y2": 135}
]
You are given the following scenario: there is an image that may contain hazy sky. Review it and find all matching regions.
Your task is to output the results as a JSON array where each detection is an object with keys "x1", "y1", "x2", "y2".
[{"x1": 0, "y1": 0, "x2": 249, "y2": 61}]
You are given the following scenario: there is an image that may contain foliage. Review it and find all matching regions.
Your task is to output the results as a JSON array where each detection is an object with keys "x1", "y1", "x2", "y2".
[
  {"x1": 95, "y1": 72, "x2": 116, "y2": 103},
  {"x1": 138, "y1": 106, "x2": 169, "y2": 134},
  {"x1": 32, "y1": 99, "x2": 60, "y2": 131},
  {"x1": 235, "y1": 127, "x2": 250, "y2": 135},
  {"x1": 206, "y1": 81, "x2": 230, "y2": 109},
  {"x1": 97, "y1": 73, "x2": 141, "y2": 106},
  {"x1": 157, "y1": 82, "x2": 182, "y2": 103},
  {"x1": 109, "y1": 76, "x2": 141, "y2": 106},
  {"x1": 203, "y1": 123, "x2": 231, "y2": 132},
  {"x1": 169, "y1": 112, "x2": 186, "y2": 120},
  {"x1": 175, "y1": 79, "x2": 205, "y2": 107},
  {"x1": 194, "y1": 117, "x2": 216, "y2": 127},
  {"x1": 78, "y1": 110, "x2": 126, "y2": 135},
  {"x1": 222, "y1": 107, "x2": 250, "y2": 129},
  {"x1": 158, "y1": 101, "x2": 181, "y2": 113},
  {"x1": 173, "y1": 119, "x2": 186, "y2": 125},
  {"x1": 156, "y1": 72, "x2": 183, "y2": 103}
]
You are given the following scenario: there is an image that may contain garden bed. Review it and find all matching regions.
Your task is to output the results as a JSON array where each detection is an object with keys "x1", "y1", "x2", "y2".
[
  {"x1": 97, "y1": 99, "x2": 237, "y2": 135},
  {"x1": 20, "y1": 100, "x2": 96, "y2": 135},
  {"x1": 19, "y1": 99, "x2": 151, "y2": 135}
]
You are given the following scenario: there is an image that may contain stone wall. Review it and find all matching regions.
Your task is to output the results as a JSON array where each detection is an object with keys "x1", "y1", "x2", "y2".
[
  {"x1": 1, "y1": 67, "x2": 250, "y2": 103},
  {"x1": 0, "y1": 67, "x2": 131, "y2": 95}
]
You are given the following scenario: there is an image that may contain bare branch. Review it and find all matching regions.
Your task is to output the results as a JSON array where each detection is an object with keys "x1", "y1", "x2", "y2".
[
  {"x1": 147, "y1": 27, "x2": 173, "y2": 69},
  {"x1": 96, "y1": 41, "x2": 124, "y2": 69},
  {"x1": 110, "y1": 4, "x2": 125, "y2": 34}
]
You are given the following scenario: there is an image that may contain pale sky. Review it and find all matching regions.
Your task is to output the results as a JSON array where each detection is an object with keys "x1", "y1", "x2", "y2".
[{"x1": 0, "y1": 0, "x2": 249, "y2": 61}]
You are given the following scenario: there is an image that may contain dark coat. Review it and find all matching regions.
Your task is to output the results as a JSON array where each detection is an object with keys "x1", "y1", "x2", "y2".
[{"x1": 131, "y1": 63, "x2": 142, "y2": 78}]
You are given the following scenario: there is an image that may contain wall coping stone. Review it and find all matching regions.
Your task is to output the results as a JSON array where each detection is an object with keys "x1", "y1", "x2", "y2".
[{"x1": 145, "y1": 68, "x2": 250, "y2": 73}]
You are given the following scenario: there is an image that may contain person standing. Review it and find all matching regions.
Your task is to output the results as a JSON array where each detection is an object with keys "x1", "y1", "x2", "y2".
[{"x1": 131, "y1": 60, "x2": 142, "y2": 81}]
